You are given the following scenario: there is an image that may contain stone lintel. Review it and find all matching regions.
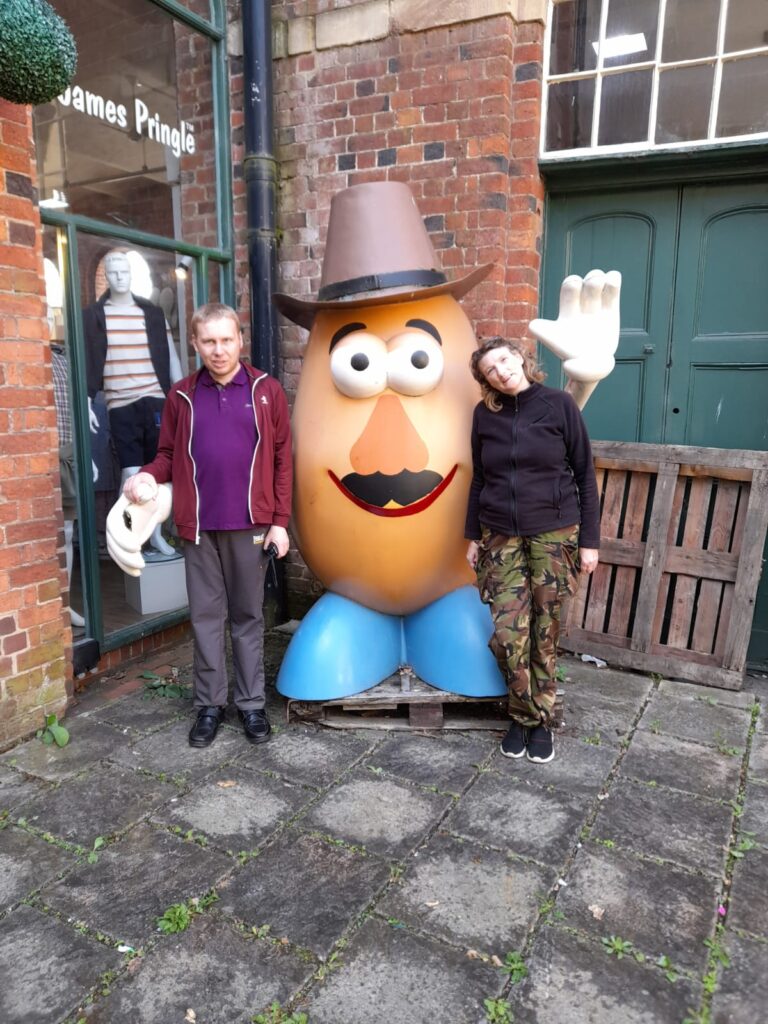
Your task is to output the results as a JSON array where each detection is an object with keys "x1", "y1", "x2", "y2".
[{"x1": 315, "y1": 1, "x2": 391, "y2": 51}]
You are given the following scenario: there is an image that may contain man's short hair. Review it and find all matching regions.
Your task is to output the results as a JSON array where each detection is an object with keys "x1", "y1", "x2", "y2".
[{"x1": 190, "y1": 302, "x2": 242, "y2": 337}]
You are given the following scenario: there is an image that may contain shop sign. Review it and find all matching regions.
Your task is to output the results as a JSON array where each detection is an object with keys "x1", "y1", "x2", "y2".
[{"x1": 57, "y1": 84, "x2": 196, "y2": 158}]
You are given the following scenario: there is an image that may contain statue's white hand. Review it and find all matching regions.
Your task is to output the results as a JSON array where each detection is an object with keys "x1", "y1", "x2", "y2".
[
  {"x1": 105, "y1": 485, "x2": 172, "y2": 577},
  {"x1": 529, "y1": 269, "x2": 621, "y2": 408}
]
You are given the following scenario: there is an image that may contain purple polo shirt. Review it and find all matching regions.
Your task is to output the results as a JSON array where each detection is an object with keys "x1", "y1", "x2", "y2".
[{"x1": 192, "y1": 365, "x2": 257, "y2": 531}]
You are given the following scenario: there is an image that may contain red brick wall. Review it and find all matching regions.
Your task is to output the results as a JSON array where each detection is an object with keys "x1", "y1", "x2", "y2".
[
  {"x1": 271, "y1": 12, "x2": 545, "y2": 611},
  {"x1": 0, "y1": 101, "x2": 70, "y2": 749}
]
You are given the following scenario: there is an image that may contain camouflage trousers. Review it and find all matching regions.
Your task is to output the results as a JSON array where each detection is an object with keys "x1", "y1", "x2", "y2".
[{"x1": 476, "y1": 525, "x2": 580, "y2": 727}]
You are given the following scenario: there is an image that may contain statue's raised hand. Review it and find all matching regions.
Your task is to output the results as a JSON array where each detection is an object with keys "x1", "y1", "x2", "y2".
[
  {"x1": 528, "y1": 269, "x2": 621, "y2": 409},
  {"x1": 106, "y1": 480, "x2": 172, "y2": 577}
]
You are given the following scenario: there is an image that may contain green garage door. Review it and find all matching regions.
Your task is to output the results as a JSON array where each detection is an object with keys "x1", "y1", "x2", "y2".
[{"x1": 540, "y1": 181, "x2": 768, "y2": 664}]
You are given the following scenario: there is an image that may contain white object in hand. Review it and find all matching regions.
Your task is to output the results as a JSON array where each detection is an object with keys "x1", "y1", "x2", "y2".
[
  {"x1": 106, "y1": 484, "x2": 172, "y2": 577},
  {"x1": 528, "y1": 269, "x2": 621, "y2": 409}
]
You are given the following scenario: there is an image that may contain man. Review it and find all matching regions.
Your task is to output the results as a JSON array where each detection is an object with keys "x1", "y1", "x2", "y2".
[{"x1": 123, "y1": 303, "x2": 292, "y2": 748}]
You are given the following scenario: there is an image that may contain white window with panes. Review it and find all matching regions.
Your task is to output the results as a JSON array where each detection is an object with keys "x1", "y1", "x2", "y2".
[{"x1": 542, "y1": 0, "x2": 768, "y2": 156}]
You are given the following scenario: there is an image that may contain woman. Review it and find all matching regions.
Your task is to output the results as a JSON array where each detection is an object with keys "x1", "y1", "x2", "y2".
[{"x1": 465, "y1": 337, "x2": 600, "y2": 764}]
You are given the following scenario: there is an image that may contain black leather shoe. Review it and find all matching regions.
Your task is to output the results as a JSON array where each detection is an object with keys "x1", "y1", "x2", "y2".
[
  {"x1": 238, "y1": 708, "x2": 271, "y2": 745},
  {"x1": 188, "y1": 706, "x2": 225, "y2": 748}
]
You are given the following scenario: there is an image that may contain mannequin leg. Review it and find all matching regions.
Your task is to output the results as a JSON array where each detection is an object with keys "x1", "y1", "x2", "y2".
[
  {"x1": 120, "y1": 466, "x2": 176, "y2": 556},
  {"x1": 64, "y1": 518, "x2": 85, "y2": 627}
]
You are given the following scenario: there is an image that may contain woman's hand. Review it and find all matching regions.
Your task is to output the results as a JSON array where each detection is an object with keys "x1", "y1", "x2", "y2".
[
  {"x1": 579, "y1": 547, "x2": 599, "y2": 574},
  {"x1": 466, "y1": 540, "x2": 480, "y2": 570}
]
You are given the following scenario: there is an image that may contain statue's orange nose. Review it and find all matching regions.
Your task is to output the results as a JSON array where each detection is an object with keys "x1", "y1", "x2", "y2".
[{"x1": 350, "y1": 394, "x2": 428, "y2": 476}]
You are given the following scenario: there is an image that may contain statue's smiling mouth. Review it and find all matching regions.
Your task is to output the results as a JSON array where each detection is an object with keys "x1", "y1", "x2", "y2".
[{"x1": 328, "y1": 466, "x2": 458, "y2": 517}]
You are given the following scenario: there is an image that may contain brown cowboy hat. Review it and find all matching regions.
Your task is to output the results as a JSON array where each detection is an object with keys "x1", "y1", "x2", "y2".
[{"x1": 273, "y1": 181, "x2": 494, "y2": 330}]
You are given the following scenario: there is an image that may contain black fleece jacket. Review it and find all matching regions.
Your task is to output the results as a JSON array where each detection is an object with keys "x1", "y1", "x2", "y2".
[{"x1": 464, "y1": 382, "x2": 600, "y2": 549}]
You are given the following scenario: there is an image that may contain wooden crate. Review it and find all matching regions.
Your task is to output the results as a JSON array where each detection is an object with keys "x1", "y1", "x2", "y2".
[
  {"x1": 287, "y1": 665, "x2": 564, "y2": 730},
  {"x1": 561, "y1": 442, "x2": 768, "y2": 690}
]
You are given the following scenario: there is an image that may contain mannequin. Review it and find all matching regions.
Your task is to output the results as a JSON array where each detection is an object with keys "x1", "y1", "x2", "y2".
[{"x1": 83, "y1": 250, "x2": 182, "y2": 556}]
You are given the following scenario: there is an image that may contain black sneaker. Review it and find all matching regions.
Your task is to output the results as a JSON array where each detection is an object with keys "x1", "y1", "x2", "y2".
[
  {"x1": 500, "y1": 722, "x2": 527, "y2": 759},
  {"x1": 189, "y1": 706, "x2": 225, "y2": 748},
  {"x1": 526, "y1": 724, "x2": 554, "y2": 763},
  {"x1": 238, "y1": 708, "x2": 271, "y2": 745}
]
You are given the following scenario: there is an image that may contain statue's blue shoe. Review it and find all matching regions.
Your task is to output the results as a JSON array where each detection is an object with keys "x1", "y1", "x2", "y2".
[
  {"x1": 276, "y1": 592, "x2": 402, "y2": 700},
  {"x1": 404, "y1": 585, "x2": 506, "y2": 697}
]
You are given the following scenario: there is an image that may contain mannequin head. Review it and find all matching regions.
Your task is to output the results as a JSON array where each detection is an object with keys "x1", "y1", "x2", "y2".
[{"x1": 104, "y1": 251, "x2": 132, "y2": 304}]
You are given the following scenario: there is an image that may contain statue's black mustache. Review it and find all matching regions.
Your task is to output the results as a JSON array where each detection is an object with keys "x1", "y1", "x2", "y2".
[{"x1": 340, "y1": 469, "x2": 443, "y2": 508}]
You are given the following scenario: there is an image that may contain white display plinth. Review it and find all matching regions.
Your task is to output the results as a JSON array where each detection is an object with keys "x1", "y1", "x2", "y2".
[{"x1": 124, "y1": 552, "x2": 187, "y2": 615}]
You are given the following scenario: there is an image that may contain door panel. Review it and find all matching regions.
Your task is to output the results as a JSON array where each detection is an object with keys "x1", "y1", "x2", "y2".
[
  {"x1": 542, "y1": 180, "x2": 768, "y2": 663},
  {"x1": 540, "y1": 190, "x2": 678, "y2": 442}
]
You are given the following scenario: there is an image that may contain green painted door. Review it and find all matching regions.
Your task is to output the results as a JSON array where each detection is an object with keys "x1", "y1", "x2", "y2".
[{"x1": 541, "y1": 181, "x2": 768, "y2": 664}]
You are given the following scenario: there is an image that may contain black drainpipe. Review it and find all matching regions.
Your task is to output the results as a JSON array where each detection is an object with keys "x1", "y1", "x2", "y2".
[
  {"x1": 242, "y1": 0, "x2": 285, "y2": 623},
  {"x1": 242, "y1": 0, "x2": 279, "y2": 378}
]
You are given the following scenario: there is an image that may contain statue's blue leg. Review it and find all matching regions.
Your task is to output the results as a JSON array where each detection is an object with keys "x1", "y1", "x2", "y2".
[
  {"x1": 404, "y1": 585, "x2": 506, "y2": 697},
  {"x1": 276, "y1": 592, "x2": 402, "y2": 700}
]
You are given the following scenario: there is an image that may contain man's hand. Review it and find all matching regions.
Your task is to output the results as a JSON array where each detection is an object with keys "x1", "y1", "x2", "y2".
[
  {"x1": 265, "y1": 525, "x2": 290, "y2": 558},
  {"x1": 123, "y1": 471, "x2": 158, "y2": 504},
  {"x1": 529, "y1": 269, "x2": 621, "y2": 410},
  {"x1": 466, "y1": 540, "x2": 479, "y2": 570},
  {"x1": 579, "y1": 548, "x2": 599, "y2": 575}
]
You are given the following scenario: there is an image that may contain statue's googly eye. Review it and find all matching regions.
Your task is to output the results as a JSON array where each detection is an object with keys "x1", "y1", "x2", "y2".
[
  {"x1": 330, "y1": 332, "x2": 387, "y2": 398},
  {"x1": 387, "y1": 333, "x2": 444, "y2": 396}
]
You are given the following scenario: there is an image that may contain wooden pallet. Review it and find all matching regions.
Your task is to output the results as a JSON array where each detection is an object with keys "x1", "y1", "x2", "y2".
[
  {"x1": 286, "y1": 666, "x2": 563, "y2": 730},
  {"x1": 562, "y1": 442, "x2": 768, "y2": 690}
]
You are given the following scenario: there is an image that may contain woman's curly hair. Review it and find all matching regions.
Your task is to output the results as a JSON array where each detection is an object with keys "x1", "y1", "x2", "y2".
[{"x1": 470, "y1": 336, "x2": 545, "y2": 411}]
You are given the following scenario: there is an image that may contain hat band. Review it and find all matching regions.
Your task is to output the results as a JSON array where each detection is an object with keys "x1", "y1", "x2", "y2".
[{"x1": 318, "y1": 269, "x2": 447, "y2": 302}]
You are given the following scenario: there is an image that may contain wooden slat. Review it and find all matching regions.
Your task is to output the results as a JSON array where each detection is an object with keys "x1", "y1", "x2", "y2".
[
  {"x1": 640, "y1": 466, "x2": 682, "y2": 652},
  {"x1": 584, "y1": 469, "x2": 625, "y2": 633},
  {"x1": 714, "y1": 482, "x2": 749, "y2": 660},
  {"x1": 692, "y1": 480, "x2": 740, "y2": 653},
  {"x1": 592, "y1": 441, "x2": 768, "y2": 472},
  {"x1": 666, "y1": 477, "x2": 712, "y2": 649},
  {"x1": 607, "y1": 472, "x2": 649, "y2": 638},
  {"x1": 723, "y1": 469, "x2": 768, "y2": 671}
]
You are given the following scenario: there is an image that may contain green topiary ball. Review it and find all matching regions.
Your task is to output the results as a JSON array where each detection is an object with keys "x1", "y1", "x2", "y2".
[{"x1": 0, "y1": 0, "x2": 77, "y2": 106}]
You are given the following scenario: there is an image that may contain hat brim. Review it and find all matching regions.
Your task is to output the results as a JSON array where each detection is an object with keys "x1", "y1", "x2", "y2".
[{"x1": 273, "y1": 263, "x2": 494, "y2": 330}]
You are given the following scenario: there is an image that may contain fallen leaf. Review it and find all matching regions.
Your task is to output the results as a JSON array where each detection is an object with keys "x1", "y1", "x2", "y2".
[
  {"x1": 185, "y1": 1011, "x2": 197, "y2": 1023},
  {"x1": 467, "y1": 949, "x2": 480, "y2": 959},
  {"x1": 490, "y1": 954, "x2": 503, "y2": 967},
  {"x1": 588, "y1": 904, "x2": 605, "y2": 920},
  {"x1": 425, "y1": 900, "x2": 440, "y2": 908},
  {"x1": 217, "y1": 780, "x2": 237, "y2": 788}
]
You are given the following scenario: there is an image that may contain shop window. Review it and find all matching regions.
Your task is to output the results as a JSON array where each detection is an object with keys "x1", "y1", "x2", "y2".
[{"x1": 543, "y1": 0, "x2": 768, "y2": 157}]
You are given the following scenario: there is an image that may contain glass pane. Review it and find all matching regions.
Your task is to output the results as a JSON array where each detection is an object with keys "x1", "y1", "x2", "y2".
[
  {"x1": 598, "y1": 70, "x2": 653, "y2": 145},
  {"x1": 725, "y1": 0, "x2": 768, "y2": 52},
  {"x1": 656, "y1": 64, "x2": 715, "y2": 143},
  {"x1": 34, "y1": 0, "x2": 218, "y2": 247},
  {"x1": 175, "y1": 0, "x2": 212, "y2": 17},
  {"x1": 717, "y1": 56, "x2": 768, "y2": 137},
  {"x1": 549, "y1": 0, "x2": 601, "y2": 75},
  {"x1": 602, "y1": 0, "x2": 659, "y2": 69},
  {"x1": 545, "y1": 77, "x2": 596, "y2": 151},
  {"x1": 662, "y1": 0, "x2": 720, "y2": 62},
  {"x1": 77, "y1": 233, "x2": 189, "y2": 634}
]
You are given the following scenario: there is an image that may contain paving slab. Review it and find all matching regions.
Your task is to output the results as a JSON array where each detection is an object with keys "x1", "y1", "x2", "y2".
[
  {"x1": 726, "y1": 843, "x2": 768, "y2": 939},
  {"x1": 303, "y1": 916, "x2": 503, "y2": 1024},
  {"x1": 557, "y1": 843, "x2": 718, "y2": 973},
  {"x1": 510, "y1": 923, "x2": 700, "y2": 1024},
  {"x1": 150, "y1": 765, "x2": 315, "y2": 851},
  {"x1": 0, "y1": 765, "x2": 49, "y2": 812},
  {"x1": 236, "y1": 725, "x2": 372, "y2": 789},
  {"x1": 0, "y1": 719, "x2": 132, "y2": 781},
  {"x1": 618, "y1": 730, "x2": 742, "y2": 801},
  {"x1": 110, "y1": 718, "x2": 243, "y2": 781},
  {"x1": 560, "y1": 691, "x2": 644, "y2": 746},
  {"x1": 40, "y1": 822, "x2": 233, "y2": 947},
  {"x1": 299, "y1": 769, "x2": 452, "y2": 858},
  {"x1": 747, "y1": 731, "x2": 768, "y2": 782},
  {"x1": 712, "y1": 932, "x2": 768, "y2": 1024},
  {"x1": 379, "y1": 830, "x2": 554, "y2": 954},
  {"x1": 561, "y1": 664, "x2": 653, "y2": 703},
  {"x1": 0, "y1": 823, "x2": 78, "y2": 913},
  {"x1": 592, "y1": 778, "x2": 733, "y2": 876},
  {"x1": 364, "y1": 731, "x2": 494, "y2": 793},
  {"x1": 638, "y1": 693, "x2": 750, "y2": 752},
  {"x1": 657, "y1": 679, "x2": 758, "y2": 711},
  {"x1": 494, "y1": 733, "x2": 617, "y2": 797},
  {"x1": 218, "y1": 828, "x2": 391, "y2": 956},
  {"x1": 88, "y1": 690, "x2": 190, "y2": 733},
  {"x1": 445, "y1": 769, "x2": 586, "y2": 864},
  {"x1": 84, "y1": 914, "x2": 312, "y2": 1024},
  {"x1": 19, "y1": 762, "x2": 179, "y2": 846},
  {"x1": 0, "y1": 903, "x2": 122, "y2": 1024},
  {"x1": 739, "y1": 778, "x2": 768, "y2": 846}
]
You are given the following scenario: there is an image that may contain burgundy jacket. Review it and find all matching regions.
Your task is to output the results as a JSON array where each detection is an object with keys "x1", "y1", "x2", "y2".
[{"x1": 141, "y1": 362, "x2": 292, "y2": 543}]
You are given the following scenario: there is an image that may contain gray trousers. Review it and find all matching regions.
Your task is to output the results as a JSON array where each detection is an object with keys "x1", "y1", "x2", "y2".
[{"x1": 184, "y1": 529, "x2": 269, "y2": 710}]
